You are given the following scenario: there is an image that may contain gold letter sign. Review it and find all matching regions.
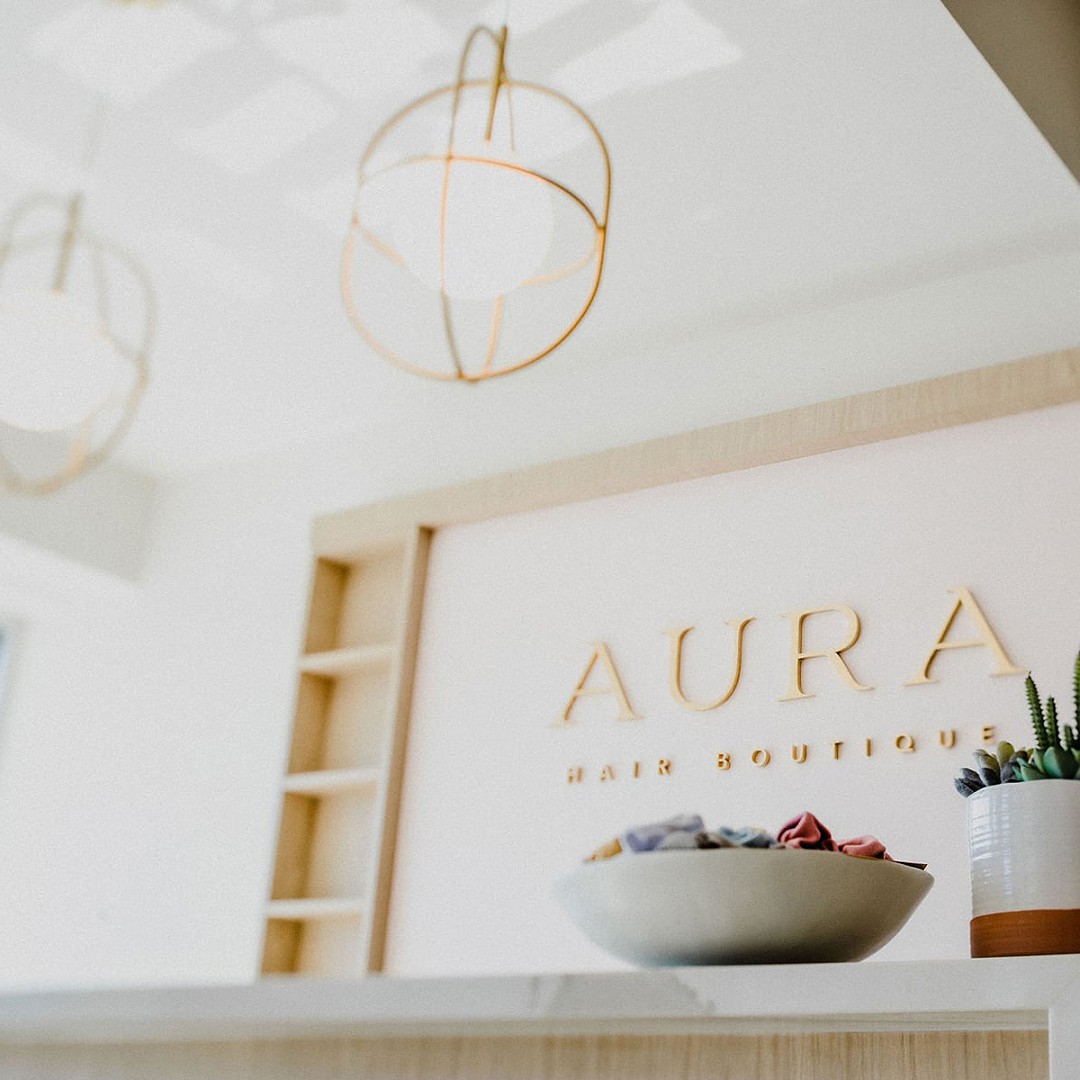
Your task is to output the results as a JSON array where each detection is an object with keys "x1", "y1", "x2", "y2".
[
  {"x1": 559, "y1": 642, "x2": 640, "y2": 725},
  {"x1": 907, "y1": 586, "x2": 1023, "y2": 684},
  {"x1": 779, "y1": 605, "x2": 873, "y2": 701},
  {"x1": 665, "y1": 619, "x2": 754, "y2": 711}
]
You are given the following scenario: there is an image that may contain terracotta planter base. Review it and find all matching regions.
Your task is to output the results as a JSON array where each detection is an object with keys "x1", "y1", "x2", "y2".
[{"x1": 970, "y1": 908, "x2": 1080, "y2": 957}]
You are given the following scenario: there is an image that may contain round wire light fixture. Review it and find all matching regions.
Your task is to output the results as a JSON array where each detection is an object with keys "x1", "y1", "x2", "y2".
[
  {"x1": 0, "y1": 193, "x2": 153, "y2": 495},
  {"x1": 343, "y1": 25, "x2": 611, "y2": 382}
]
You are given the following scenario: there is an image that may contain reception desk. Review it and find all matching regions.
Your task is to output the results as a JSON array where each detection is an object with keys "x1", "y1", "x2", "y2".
[{"x1": 0, "y1": 957, "x2": 1075, "y2": 1078}]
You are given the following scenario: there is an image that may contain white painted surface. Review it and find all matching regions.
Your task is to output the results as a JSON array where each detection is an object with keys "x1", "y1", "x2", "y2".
[
  {"x1": 386, "y1": 403, "x2": 1080, "y2": 975},
  {"x1": 0, "y1": 457, "x2": 155, "y2": 580},
  {"x1": 0, "y1": 1, "x2": 1077, "y2": 476},
  {"x1": 969, "y1": 782, "x2": 1080, "y2": 916},
  {"x1": 0, "y1": 538, "x2": 156, "y2": 987}
]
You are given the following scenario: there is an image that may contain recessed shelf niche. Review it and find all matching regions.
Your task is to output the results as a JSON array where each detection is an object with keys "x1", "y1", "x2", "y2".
[{"x1": 260, "y1": 530, "x2": 430, "y2": 976}]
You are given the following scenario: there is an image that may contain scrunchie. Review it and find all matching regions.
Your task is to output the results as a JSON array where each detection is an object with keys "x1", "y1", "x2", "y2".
[{"x1": 777, "y1": 811, "x2": 838, "y2": 851}]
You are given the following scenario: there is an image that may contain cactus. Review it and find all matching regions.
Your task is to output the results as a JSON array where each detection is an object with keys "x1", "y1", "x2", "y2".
[
  {"x1": 955, "y1": 648, "x2": 1080, "y2": 796},
  {"x1": 1072, "y1": 650, "x2": 1080, "y2": 750},
  {"x1": 1076, "y1": 651, "x2": 1080, "y2": 736},
  {"x1": 1047, "y1": 697, "x2": 1061, "y2": 749},
  {"x1": 1027, "y1": 675, "x2": 1049, "y2": 750}
]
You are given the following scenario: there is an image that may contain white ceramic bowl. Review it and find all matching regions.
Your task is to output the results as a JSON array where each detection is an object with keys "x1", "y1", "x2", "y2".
[{"x1": 554, "y1": 848, "x2": 933, "y2": 965}]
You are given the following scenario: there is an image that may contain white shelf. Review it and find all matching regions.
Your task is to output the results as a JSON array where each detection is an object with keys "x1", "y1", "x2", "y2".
[
  {"x1": 298, "y1": 644, "x2": 394, "y2": 677},
  {"x1": 283, "y1": 768, "x2": 379, "y2": 796},
  {"x1": 266, "y1": 898, "x2": 364, "y2": 922},
  {"x1": 1, "y1": 957, "x2": 1079, "y2": 1047}
]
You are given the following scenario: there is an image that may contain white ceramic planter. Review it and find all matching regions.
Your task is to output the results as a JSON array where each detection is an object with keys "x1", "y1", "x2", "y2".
[{"x1": 967, "y1": 780, "x2": 1080, "y2": 957}]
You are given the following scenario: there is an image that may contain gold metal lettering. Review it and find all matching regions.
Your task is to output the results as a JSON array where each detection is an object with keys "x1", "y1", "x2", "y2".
[
  {"x1": 832, "y1": 740, "x2": 844, "y2": 759},
  {"x1": 633, "y1": 760, "x2": 641, "y2": 778},
  {"x1": 599, "y1": 764, "x2": 615, "y2": 782},
  {"x1": 939, "y1": 729, "x2": 957, "y2": 748},
  {"x1": 779, "y1": 606, "x2": 873, "y2": 701},
  {"x1": 751, "y1": 748, "x2": 771, "y2": 767},
  {"x1": 791, "y1": 744, "x2": 808, "y2": 764},
  {"x1": 567, "y1": 766, "x2": 583, "y2": 784},
  {"x1": 716, "y1": 752, "x2": 731, "y2": 770},
  {"x1": 982, "y1": 725, "x2": 997, "y2": 743},
  {"x1": 558, "y1": 641, "x2": 640, "y2": 725},
  {"x1": 658, "y1": 758, "x2": 672, "y2": 776},
  {"x1": 896, "y1": 734, "x2": 916, "y2": 752},
  {"x1": 865, "y1": 738, "x2": 873, "y2": 757},
  {"x1": 907, "y1": 587, "x2": 1024, "y2": 685},
  {"x1": 665, "y1": 619, "x2": 754, "y2": 711}
]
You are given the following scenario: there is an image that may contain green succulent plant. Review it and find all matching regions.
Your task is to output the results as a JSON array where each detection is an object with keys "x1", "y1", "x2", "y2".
[{"x1": 955, "y1": 648, "x2": 1080, "y2": 797}]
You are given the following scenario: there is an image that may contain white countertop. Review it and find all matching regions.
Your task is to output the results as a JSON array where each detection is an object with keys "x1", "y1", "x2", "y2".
[{"x1": 1, "y1": 957, "x2": 1078, "y2": 1046}]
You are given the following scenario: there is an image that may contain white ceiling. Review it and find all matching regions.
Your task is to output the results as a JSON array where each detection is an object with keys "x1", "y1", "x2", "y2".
[{"x1": 1, "y1": 0, "x2": 1078, "y2": 478}]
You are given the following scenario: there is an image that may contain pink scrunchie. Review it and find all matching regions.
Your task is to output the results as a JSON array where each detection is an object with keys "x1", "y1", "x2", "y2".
[
  {"x1": 777, "y1": 812, "x2": 892, "y2": 860},
  {"x1": 777, "y1": 811, "x2": 837, "y2": 851},
  {"x1": 837, "y1": 835, "x2": 893, "y2": 860}
]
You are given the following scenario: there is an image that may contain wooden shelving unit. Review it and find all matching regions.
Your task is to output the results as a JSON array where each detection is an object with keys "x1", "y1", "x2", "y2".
[{"x1": 260, "y1": 529, "x2": 431, "y2": 976}]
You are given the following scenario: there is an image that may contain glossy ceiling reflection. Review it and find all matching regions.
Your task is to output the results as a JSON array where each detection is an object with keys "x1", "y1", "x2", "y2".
[{"x1": 0, "y1": 0, "x2": 1077, "y2": 477}]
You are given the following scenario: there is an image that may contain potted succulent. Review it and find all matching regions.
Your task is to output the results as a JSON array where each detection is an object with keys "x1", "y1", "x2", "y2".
[{"x1": 954, "y1": 649, "x2": 1080, "y2": 957}]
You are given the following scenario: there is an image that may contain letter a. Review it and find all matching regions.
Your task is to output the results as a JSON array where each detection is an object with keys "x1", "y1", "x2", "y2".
[
  {"x1": 907, "y1": 587, "x2": 1023, "y2": 685},
  {"x1": 558, "y1": 642, "x2": 640, "y2": 725}
]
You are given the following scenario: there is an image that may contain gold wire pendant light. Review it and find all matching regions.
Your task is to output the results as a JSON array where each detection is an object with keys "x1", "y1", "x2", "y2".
[
  {"x1": 342, "y1": 25, "x2": 611, "y2": 382},
  {"x1": 0, "y1": 192, "x2": 153, "y2": 495}
]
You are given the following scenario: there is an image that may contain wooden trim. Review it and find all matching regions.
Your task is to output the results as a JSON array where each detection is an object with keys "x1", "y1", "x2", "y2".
[
  {"x1": 940, "y1": 0, "x2": 1080, "y2": 184},
  {"x1": 267, "y1": 793, "x2": 316, "y2": 903},
  {"x1": 315, "y1": 350, "x2": 1080, "y2": 557},
  {"x1": 303, "y1": 560, "x2": 349, "y2": 654},
  {"x1": 363, "y1": 526, "x2": 432, "y2": 973}
]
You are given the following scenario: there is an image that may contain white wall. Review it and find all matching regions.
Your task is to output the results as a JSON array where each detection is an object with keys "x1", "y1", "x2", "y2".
[
  {"x1": 0, "y1": 457, "x2": 156, "y2": 580},
  {"x1": 0, "y1": 260, "x2": 1076, "y2": 989},
  {"x1": 0, "y1": 538, "x2": 153, "y2": 987}
]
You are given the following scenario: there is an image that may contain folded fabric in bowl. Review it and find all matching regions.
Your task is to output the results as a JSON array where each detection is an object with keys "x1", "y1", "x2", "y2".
[
  {"x1": 713, "y1": 825, "x2": 779, "y2": 849},
  {"x1": 778, "y1": 811, "x2": 892, "y2": 859},
  {"x1": 654, "y1": 831, "x2": 701, "y2": 850},
  {"x1": 621, "y1": 814, "x2": 704, "y2": 852},
  {"x1": 777, "y1": 811, "x2": 837, "y2": 851},
  {"x1": 837, "y1": 834, "x2": 892, "y2": 860}
]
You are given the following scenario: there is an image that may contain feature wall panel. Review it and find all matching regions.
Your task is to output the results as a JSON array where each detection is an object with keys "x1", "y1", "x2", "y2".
[{"x1": 386, "y1": 402, "x2": 1080, "y2": 975}]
